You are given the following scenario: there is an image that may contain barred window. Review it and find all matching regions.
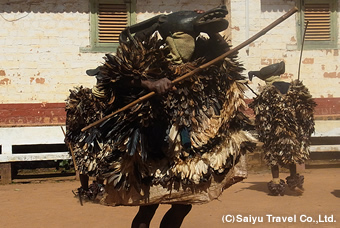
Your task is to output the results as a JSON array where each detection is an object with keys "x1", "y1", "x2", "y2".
[
  {"x1": 86, "y1": 0, "x2": 136, "y2": 52},
  {"x1": 97, "y1": 3, "x2": 129, "y2": 43},
  {"x1": 299, "y1": 0, "x2": 338, "y2": 49}
]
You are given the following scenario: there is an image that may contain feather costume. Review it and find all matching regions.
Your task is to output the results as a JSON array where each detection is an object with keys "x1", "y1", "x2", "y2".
[
  {"x1": 249, "y1": 80, "x2": 316, "y2": 167},
  {"x1": 65, "y1": 34, "x2": 256, "y2": 205}
]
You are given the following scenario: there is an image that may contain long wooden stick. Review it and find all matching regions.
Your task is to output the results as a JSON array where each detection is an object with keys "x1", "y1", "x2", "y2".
[
  {"x1": 82, "y1": 7, "x2": 298, "y2": 132},
  {"x1": 61, "y1": 126, "x2": 78, "y2": 171},
  {"x1": 298, "y1": 20, "x2": 309, "y2": 81}
]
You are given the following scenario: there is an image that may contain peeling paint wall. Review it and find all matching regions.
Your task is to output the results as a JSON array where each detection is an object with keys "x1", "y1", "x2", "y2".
[
  {"x1": 230, "y1": 0, "x2": 340, "y2": 99},
  {"x1": 0, "y1": 0, "x2": 339, "y2": 123},
  {"x1": 0, "y1": 0, "x2": 99, "y2": 103},
  {"x1": 0, "y1": 0, "x2": 227, "y2": 104}
]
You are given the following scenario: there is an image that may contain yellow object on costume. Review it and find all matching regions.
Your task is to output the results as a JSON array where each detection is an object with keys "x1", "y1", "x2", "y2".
[
  {"x1": 264, "y1": 75, "x2": 281, "y2": 85},
  {"x1": 165, "y1": 32, "x2": 195, "y2": 64},
  {"x1": 272, "y1": 178, "x2": 281, "y2": 184}
]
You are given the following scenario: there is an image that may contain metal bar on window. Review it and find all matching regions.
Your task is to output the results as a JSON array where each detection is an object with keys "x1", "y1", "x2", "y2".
[
  {"x1": 304, "y1": 3, "x2": 331, "y2": 41},
  {"x1": 98, "y1": 3, "x2": 128, "y2": 43}
]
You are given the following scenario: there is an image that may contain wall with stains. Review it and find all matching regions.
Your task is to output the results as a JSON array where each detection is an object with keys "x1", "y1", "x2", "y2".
[
  {"x1": 0, "y1": 0, "x2": 99, "y2": 104},
  {"x1": 0, "y1": 0, "x2": 227, "y2": 125},
  {"x1": 0, "y1": 0, "x2": 227, "y2": 105},
  {"x1": 0, "y1": 0, "x2": 339, "y2": 127},
  {"x1": 230, "y1": 0, "x2": 340, "y2": 99}
]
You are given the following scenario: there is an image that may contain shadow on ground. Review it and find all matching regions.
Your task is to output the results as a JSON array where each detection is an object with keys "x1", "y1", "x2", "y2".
[
  {"x1": 331, "y1": 190, "x2": 340, "y2": 198},
  {"x1": 240, "y1": 181, "x2": 305, "y2": 196}
]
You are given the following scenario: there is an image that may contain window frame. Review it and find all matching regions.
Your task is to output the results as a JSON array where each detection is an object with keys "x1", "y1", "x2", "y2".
[
  {"x1": 81, "y1": 0, "x2": 136, "y2": 53},
  {"x1": 297, "y1": 0, "x2": 338, "y2": 50}
]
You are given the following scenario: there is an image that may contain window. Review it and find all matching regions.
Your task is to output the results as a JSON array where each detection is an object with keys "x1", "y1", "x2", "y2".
[
  {"x1": 298, "y1": 0, "x2": 338, "y2": 49},
  {"x1": 82, "y1": 0, "x2": 136, "y2": 52}
]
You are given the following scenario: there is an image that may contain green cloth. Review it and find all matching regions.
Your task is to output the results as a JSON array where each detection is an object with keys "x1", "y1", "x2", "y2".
[
  {"x1": 165, "y1": 32, "x2": 195, "y2": 64},
  {"x1": 264, "y1": 75, "x2": 281, "y2": 85}
]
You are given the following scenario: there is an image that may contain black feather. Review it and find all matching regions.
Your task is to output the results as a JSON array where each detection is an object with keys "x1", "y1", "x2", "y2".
[
  {"x1": 140, "y1": 132, "x2": 147, "y2": 161},
  {"x1": 128, "y1": 128, "x2": 140, "y2": 156},
  {"x1": 133, "y1": 163, "x2": 142, "y2": 193}
]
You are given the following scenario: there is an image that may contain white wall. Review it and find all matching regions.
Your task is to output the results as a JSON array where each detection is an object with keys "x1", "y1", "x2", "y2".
[
  {"x1": 0, "y1": 0, "x2": 227, "y2": 104},
  {"x1": 1, "y1": 0, "x2": 339, "y2": 104},
  {"x1": 230, "y1": 0, "x2": 340, "y2": 100}
]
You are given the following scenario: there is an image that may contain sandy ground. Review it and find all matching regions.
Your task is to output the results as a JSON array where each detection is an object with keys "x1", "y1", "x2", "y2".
[{"x1": 0, "y1": 168, "x2": 339, "y2": 228}]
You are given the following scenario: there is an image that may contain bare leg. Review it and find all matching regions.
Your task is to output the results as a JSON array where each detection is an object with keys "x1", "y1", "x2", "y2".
[
  {"x1": 160, "y1": 204, "x2": 192, "y2": 228},
  {"x1": 79, "y1": 174, "x2": 89, "y2": 190},
  {"x1": 131, "y1": 204, "x2": 159, "y2": 228},
  {"x1": 271, "y1": 165, "x2": 279, "y2": 179},
  {"x1": 289, "y1": 163, "x2": 297, "y2": 176}
]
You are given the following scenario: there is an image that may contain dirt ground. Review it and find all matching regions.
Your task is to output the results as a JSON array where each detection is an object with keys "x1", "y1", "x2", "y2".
[{"x1": 0, "y1": 168, "x2": 339, "y2": 228}]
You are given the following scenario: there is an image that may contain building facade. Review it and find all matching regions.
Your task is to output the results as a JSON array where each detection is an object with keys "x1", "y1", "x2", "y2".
[{"x1": 0, "y1": 0, "x2": 339, "y2": 134}]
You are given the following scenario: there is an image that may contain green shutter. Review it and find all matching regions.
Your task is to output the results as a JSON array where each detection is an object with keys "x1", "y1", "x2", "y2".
[
  {"x1": 298, "y1": 0, "x2": 338, "y2": 50},
  {"x1": 98, "y1": 3, "x2": 128, "y2": 43},
  {"x1": 83, "y1": 0, "x2": 136, "y2": 53},
  {"x1": 304, "y1": 3, "x2": 331, "y2": 41}
]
